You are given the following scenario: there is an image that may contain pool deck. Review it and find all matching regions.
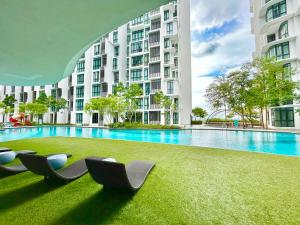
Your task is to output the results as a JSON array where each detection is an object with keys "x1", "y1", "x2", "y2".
[{"x1": 183, "y1": 125, "x2": 300, "y2": 134}]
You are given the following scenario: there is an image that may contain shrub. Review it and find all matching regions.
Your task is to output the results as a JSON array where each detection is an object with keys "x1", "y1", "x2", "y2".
[
  {"x1": 108, "y1": 122, "x2": 180, "y2": 130},
  {"x1": 191, "y1": 121, "x2": 202, "y2": 125}
]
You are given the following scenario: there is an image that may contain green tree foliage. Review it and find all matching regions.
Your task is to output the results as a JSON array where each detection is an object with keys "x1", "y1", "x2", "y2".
[
  {"x1": 3, "y1": 95, "x2": 16, "y2": 108},
  {"x1": 35, "y1": 92, "x2": 48, "y2": 104},
  {"x1": 205, "y1": 57, "x2": 297, "y2": 129},
  {"x1": 26, "y1": 103, "x2": 48, "y2": 122},
  {"x1": 47, "y1": 97, "x2": 67, "y2": 124},
  {"x1": 154, "y1": 91, "x2": 175, "y2": 125},
  {"x1": 192, "y1": 107, "x2": 207, "y2": 119}
]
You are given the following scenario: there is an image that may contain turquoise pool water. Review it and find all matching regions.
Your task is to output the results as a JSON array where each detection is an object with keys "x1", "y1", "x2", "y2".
[{"x1": 0, "y1": 127, "x2": 299, "y2": 156}]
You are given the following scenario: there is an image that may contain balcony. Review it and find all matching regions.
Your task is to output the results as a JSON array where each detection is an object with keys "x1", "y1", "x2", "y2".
[
  {"x1": 150, "y1": 88, "x2": 161, "y2": 94},
  {"x1": 149, "y1": 120, "x2": 161, "y2": 125},
  {"x1": 149, "y1": 73, "x2": 161, "y2": 79},
  {"x1": 149, "y1": 41, "x2": 160, "y2": 47},
  {"x1": 150, "y1": 56, "x2": 160, "y2": 62},
  {"x1": 149, "y1": 8, "x2": 160, "y2": 17},
  {"x1": 150, "y1": 104, "x2": 161, "y2": 110}
]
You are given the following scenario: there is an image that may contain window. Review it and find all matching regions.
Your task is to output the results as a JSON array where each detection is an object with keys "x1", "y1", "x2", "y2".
[
  {"x1": 144, "y1": 40, "x2": 149, "y2": 51},
  {"x1": 144, "y1": 98, "x2": 149, "y2": 109},
  {"x1": 40, "y1": 85, "x2": 45, "y2": 89},
  {"x1": 132, "y1": 30, "x2": 144, "y2": 42},
  {"x1": 272, "y1": 107, "x2": 294, "y2": 127},
  {"x1": 76, "y1": 99, "x2": 84, "y2": 111},
  {"x1": 131, "y1": 69, "x2": 142, "y2": 81},
  {"x1": 113, "y1": 31, "x2": 118, "y2": 44},
  {"x1": 167, "y1": 22, "x2": 173, "y2": 35},
  {"x1": 164, "y1": 67, "x2": 170, "y2": 78},
  {"x1": 165, "y1": 112, "x2": 170, "y2": 125},
  {"x1": 145, "y1": 83, "x2": 150, "y2": 95},
  {"x1": 267, "y1": 34, "x2": 276, "y2": 43},
  {"x1": 131, "y1": 41, "x2": 143, "y2": 53},
  {"x1": 164, "y1": 53, "x2": 170, "y2": 63},
  {"x1": 93, "y1": 57, "x2": 101, "y2": 70},
  {"x1": 92, "y1": 84, "x2": 101, "y2": 97},
  {"x1": 283, "y1": 63, "x2": 292, "y2": 79},
  {"x1": 92, "y1": 113, "x2": 99, "y2": 124},
  {"x1": 76, "y1": 113, "x2": 83, "y2": 124},
  {"x1": 131, "y1": 56, "x2": 143, "y2": 67},
  {"x1": 114, "y1": 46, "x2": 119, "y2": 57},
  {"x1": 151, "y1": 80, "x2": 161, "y2": 91},
  {"x1": 144, "y1": 13, "x2": 149, "y2": 24},
  {"x1": 144, "y1": 112, "x2": 149, "y2": 124},
  {"x1": 164, "y1": 38, "x2": 170, "y2": 48},
  {"x1": 173, "y1": 112, "x2": 179, "y2": 124},
  {"x1": 132, "y1": 16, "x2": 143, "y2": 25},
  {"x1": 149, "y1": 32, "x2": 160, "y2": 44},
  {"x1": 94, "y1": 45, "x2": 100, "y2": 55},
  {"x1": 164, "y1": 10, "x2": 170, "y2": 21},
  {"x1": 144, "y1": 68, "x2": 149, "y2": 80},
  {"x1": 167, "y1": 80, "x2": 174, "y2": 94},
  {"x1": 93, "y1": 71, "x2": 99, "y2": 82},
  {"x1": 77, "y1": 61, "x2": 85, "y2": 72},
  {"x1": 76, "y1": 86, "x2": 84, "y2": 98},
  {"x1": 127, "y1": 34, "x2": 131, "y2": 45},
  {"x1": 279, "y1": 21, "x2": 289, "y2": 39},
  {"x1": 145, "y1": 27, "x2": 150, "y2": 37},
  {"x1": 151, "y1": 18, "x2": 161, "y2": 30},
  {"x1": 113, "y1": 58, "x2": 118, "y2": 70},
  {"x1": 77, "y1": 74, "x2": 84, "y2": 85},
  {"x1": 137, "y1": 98, "x2": 143, "y2": 109},
  {"x1": 267, "y1": 42, "x2": 290, "y2": 60},
  {"x1": 114, "y1": 72, "x2": 119, "y2": 83},
  {"x1": 149, "y1": 63, "x2": 161, "y2": 75},
  {"x1": 150, "y1": 47, "x2": 160, "y2": 58},
  {"x1": 266, "y1": 0, "x2": 286, "y2": 22}
]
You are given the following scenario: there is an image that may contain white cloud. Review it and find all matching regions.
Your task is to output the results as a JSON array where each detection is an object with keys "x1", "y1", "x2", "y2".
[{"x1": 191, "y1": 0, "x2": 255, "y2": 109}]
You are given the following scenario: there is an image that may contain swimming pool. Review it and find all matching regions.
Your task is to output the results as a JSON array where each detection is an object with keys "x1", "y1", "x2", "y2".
[{"x1": 0, "y1": 126, "x2": 299, "y2": 156}]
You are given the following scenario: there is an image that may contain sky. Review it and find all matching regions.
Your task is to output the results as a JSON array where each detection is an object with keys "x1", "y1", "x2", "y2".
[{"x1": 190, "y1": 0, "x2": 255, "y2": 109}]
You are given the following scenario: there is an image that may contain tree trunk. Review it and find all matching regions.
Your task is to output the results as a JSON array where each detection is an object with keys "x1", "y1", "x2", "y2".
[{"x1": 265, "y1": 107, "x2": 269, "y2": 130}]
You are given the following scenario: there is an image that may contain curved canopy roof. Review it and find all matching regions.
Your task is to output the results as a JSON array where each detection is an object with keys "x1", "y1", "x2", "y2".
[{"x1": 0, "y1": 0, "x2": 168, "y2": 86}]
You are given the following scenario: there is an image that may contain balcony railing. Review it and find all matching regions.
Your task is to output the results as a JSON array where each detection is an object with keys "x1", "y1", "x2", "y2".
[
  {"x1": 149, "y1": 120, "x2": 161, "y2": 125},
  {"x1": 149, "y1": 41, "x2": 160, "y2": 47},
  {"x1": 150, "y1": 56, "x2": 160, "y2": 62},
  {"x1": 149, "y1": 73, "x2": 161, "y2": 79},
  {"x1": 150, "y1": 104, "x2": 161, "y2": 110},
  {"x1": 150, "y1": 88, "x2": 161, "y2": 94},
  {"x1": 150, "y1": 8, "x2": 160, "y2": 16}
]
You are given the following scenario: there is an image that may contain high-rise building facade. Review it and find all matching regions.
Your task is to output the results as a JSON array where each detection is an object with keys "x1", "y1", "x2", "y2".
[
  {"x1": 0, "y1": 1, "x2": 192, "y2": 126},
  {"x1": 250, "y1": 0, "x2": 300, "y2": 128}
]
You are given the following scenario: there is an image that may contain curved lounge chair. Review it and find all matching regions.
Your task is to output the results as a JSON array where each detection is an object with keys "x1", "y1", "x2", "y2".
[
  {"x1": 85, "y1": 157, "x2": 155, "y2": 191},
  {"x1": 18, "y1": 154, "x2": 92, "y2": 184},
  {"x1": 0, "y1": 147, "x2": 12, "y2": 153},
  {"x1": 0, "y1": 150, "x2": 37, "y2": 175}
]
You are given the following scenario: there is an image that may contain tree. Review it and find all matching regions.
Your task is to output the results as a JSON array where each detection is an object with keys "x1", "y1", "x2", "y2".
[
  {"x1": 205, "y1": 75, "x2": 231, "y2": 121},
  {"x1": 35, "y1": 92, "x2": 48, "y2": 105},
  {"x1": 192, "y1": 107, "x2": 207, "y2": 119},
  {"x1": 3, "y1": 95, "x2": 16, "y2": 108},
  {"x1": 252, "y1": 57, "x2": 296, "y2": 128},
  {"x1": 85, "y1": 98, "x2": 109, "y2": 126},
  {"x1": 26, "y1": 103, "x2": 48, "y2": 123},
  {"x1": 154, "y1": 91, "x2": 175, "y2": 125},
  {"x1": 47, "y1": 97, "x2": 67, "y2": 124}
]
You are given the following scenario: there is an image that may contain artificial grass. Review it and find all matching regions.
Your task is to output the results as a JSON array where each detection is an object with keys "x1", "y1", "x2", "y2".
[{"x1": 0, "y1": 137, "x2": 299, "y2": 225}]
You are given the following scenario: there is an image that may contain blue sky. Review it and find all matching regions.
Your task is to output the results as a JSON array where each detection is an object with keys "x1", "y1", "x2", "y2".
[{"x1": 190, "y1": 0, "x2": 255, "y2": 109}]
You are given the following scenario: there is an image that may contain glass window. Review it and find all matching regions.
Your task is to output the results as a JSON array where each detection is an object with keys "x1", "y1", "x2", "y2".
[
  {"x1": 267, "y1": 34, "x2": 276, "y2": 43},
  {"x1": 131, "y1": 56, "x2": 143, "y2": 67},
  {"x1": 272, "y1": 107, "x2": 294, "y2": 127},
  {"x1": 167, "y1": 80, "x2": 174, "y2": 94},
  {"x1": 92, "y1": 84, "x2": 101, "y2": 97},
  {"x1": 164, "y1": 67, "x2": 170, "y2": 78},
  {"x1": 113, "y1": 31, "x2": 118, "y2": 44},
  {"x1": 114, "y1": 72, "x2": 119, "y2": 84},
  {"x1": 132, "y1": 30, "x2": 144, "y2": 42},
  {"x1": 77, "y1": 61, "x2": 85, "y2": 73},
  {"x1": 167, "y1": 22, "x2": 173, "y2": 35},
  {"x1": 93, "y1": 57, "x2": 101, "y2": 70},
  {"x1": 93, "y1": 71, "x2": 99, "y2": 83},
  {"x1": 164, "y1": 53, "x2": 170, "y2": 63},
  {"x1": 267, "y1": 42, "x2": 290, "y2": 60},
  {"x1": 144, "y1": 68, "x2": 149, "y2": 80},
  {"x1": 173, "y1": 112, "x2": 179, "y2": 124},
  {"x1": 76, "y1": 113, "x2": 83, "y2": 124},
  {"x1": 283, "y1": 63, "x2": 292, "y2": 79},
  {"x1": 279, "y1": 21, "x2": 289, "y2": 39},
  {"x1": 76, "y1": 86, "x2": 84, "y2": 98},
  {"x1": 266, "y1": 0, "x2": 287, "y2": 22},
  {"x1": 92, "y1": 113, "x2": 99, "y2": 124},
  {"x1": 144, "y1": 112, "x2": 149, "y2": 124},
  {"x1": 77, "y1": 74, "x2": 84, "y2": 85},
  {"x1": 114, "y1": 46, "x2": 119, "y2": 57},
  {"x1": 94, "y1": 45, "x2": 100, "y2": 55},
  {"x1": 131, "y1": 41, "x2": 143, "y2": 53},
  {"x1": 131, "y1": 69, "x2": 142, "y2": 81},
  {"x1": 113, "y1": 58, "x2": 118, "y2": 70},
  {"x1": 131, "y1": 16, "x2": 143, "y2": 25},
  {"x1": 164, "y1": 38, "x2": 170, "y2": 48},
  {"x1": 164, "y1": 10, "x2": 170, "y2": 21},
  {"x1": 76, "y1": 99, "x2": 84, "y2": 111}
]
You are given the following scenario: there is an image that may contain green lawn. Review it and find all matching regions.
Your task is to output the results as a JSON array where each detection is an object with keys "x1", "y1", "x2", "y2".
[{"x1": 0, "y1": 137, "x2": 299, "y2": 225}]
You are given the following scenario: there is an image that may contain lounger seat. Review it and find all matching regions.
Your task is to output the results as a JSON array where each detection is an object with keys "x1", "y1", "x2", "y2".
[
  {"x1": 18, "y1": 154, "x2": 97, "y2": 184},
  {"x1": 0, "y1": 147, "x2": 12, "y2": 153},
  {"x1": 85, "y1": 157, "x2": 155, "y2": 191}
]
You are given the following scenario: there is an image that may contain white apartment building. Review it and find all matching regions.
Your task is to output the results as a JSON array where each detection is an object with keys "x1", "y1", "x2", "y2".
[
  {"x1": 0, "y1": 0, "x2": 192, "y2": 126},
  {"x1": 250, "y1": 0, "x2": 300, "y2": 128}
]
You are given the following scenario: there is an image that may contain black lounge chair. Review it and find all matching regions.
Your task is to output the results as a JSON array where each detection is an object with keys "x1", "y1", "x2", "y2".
[
  {"x1": 85, "y1": 157, "x2": 155, "y2": 191},
  {"x1": 0, "y1": 147, "x2": 12, "y2": 153},
  {"x1": 0, "y1": 150, "x2": 37, "y2": 175},
  {"x1": 18, "y1": 154, "x2": 91, "y2": 184}
]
